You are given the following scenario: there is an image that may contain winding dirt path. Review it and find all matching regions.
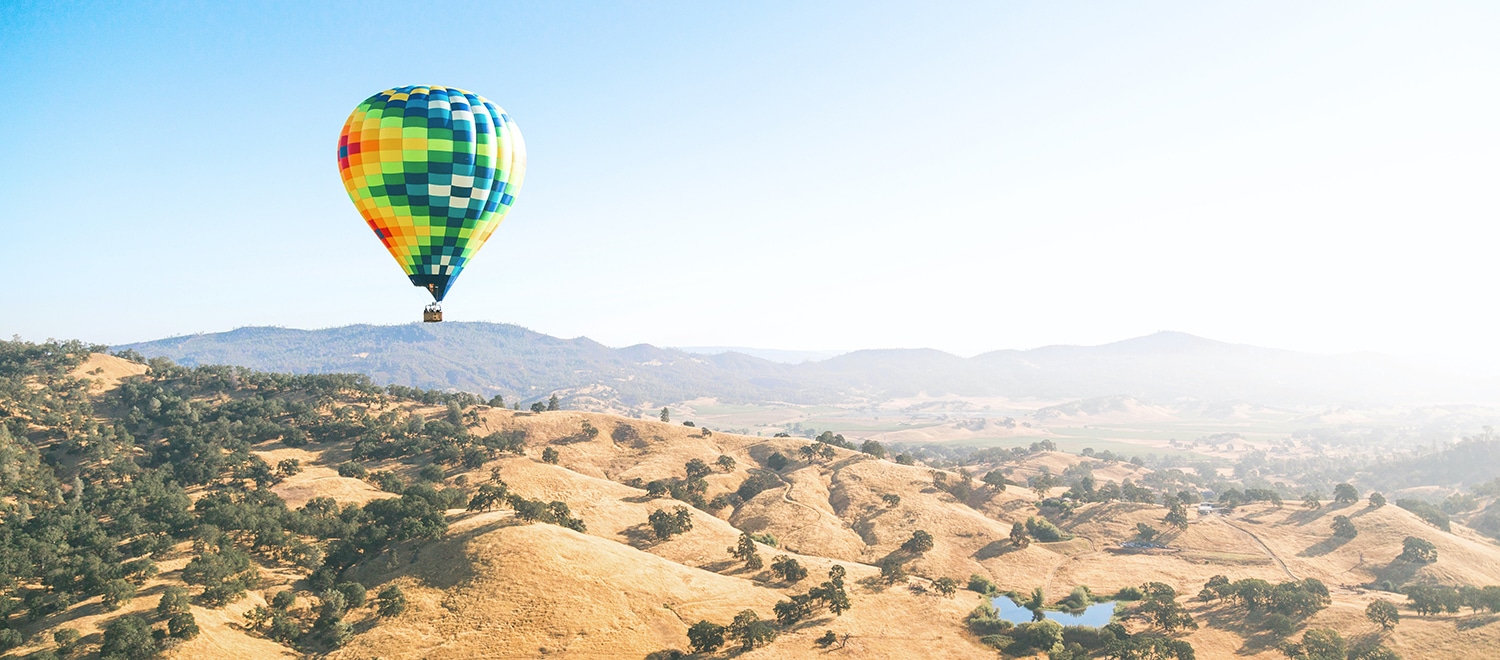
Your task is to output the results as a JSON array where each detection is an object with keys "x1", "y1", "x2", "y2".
[
  {"x1": 749, "y1": 468, "x2": 826, "y2": 541},
  {"x1": 1220, "y1": 517, "x2": 1299, "y2": 580}
]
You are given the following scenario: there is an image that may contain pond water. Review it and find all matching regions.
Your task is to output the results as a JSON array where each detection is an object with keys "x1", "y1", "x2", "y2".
[{"x1": 992, "y1": 596, "x2": 1117, "y2": 628}]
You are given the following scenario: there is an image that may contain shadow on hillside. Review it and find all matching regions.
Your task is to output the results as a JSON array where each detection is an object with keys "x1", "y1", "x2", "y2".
[
  {"x1": 1298, "y1": 535, "x2": 1353, "y2": 558},
  {"x1": 1194, "y1": 604, "x2": 1290, "y2": 655},
  {"x1": 1457, "y1": 613, "x2": 1499, "y2": 630},
  {"x1": 1348, "y1": 505, "x2": 1379, "y2": 519},
  {"x1": 1285, "y1": 507, "x2": 1335, "y2": 527},
  {"x1": 363, "y1": 516, "x2": 521, "y2": 590},
  {"x1": 975, "y1": 539, "x2": 1022, "y2": 560},
  {"x1": 1368, "y1": 558, "x2": 1420, "y2": 588},
  {"x1": 622, "y1": 522, "x2": 664, "y2": 549}
]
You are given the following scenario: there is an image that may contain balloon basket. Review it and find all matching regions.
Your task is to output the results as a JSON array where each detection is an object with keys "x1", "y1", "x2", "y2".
[{"x1": 423, "y1": 303, "x2": 443, "y2": 323}]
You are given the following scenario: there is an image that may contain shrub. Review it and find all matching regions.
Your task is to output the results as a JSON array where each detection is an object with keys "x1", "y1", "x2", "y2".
[
  {"x1": 933, "y1": 576, "x2": 959, "y2": 597},
  {"x1": 969, "y1": 574, "x2": 998, "y2": 595},
  {"x1": 271, "y1": 589, "x2": 297, "y2": 611},
  {"x1": 376, "y1": 584, "x2": 407, "y2": 617},
  {"x1": 1025, "y1": 516, "x2": 1066, "y2": 542},
  {"x1": 337, "y1": 582, "x2": 367, "y2": 609}
]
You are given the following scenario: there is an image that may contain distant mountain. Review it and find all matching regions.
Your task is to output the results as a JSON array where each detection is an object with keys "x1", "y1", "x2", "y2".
[
  {"x1": 676, "y1": 346, "x2": 848, "y2": 364},
  {"x1": 119, "y1": 325, "x2": 1500, "y2": 407}
]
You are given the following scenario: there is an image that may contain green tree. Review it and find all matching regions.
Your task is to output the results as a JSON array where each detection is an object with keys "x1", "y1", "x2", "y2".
[
  {"x1": 728, "y1": 610, "x2": 777, "y2": 651},
  {"x1": 770, "y1": 555, "x2": 808, "y2": 583},
  {"x1": 168, "y1": 611, "x2": 201, "y2": 640},
  {"x1": 182, "y1": 547, "x2": 260, "y2": 607},
  {"x1": 271, "y1": 590, "x2": 297, "y2": 611},
  {"x1": 686, "y1": 620, "x2": 725, "y2": 653},
  {"x1": 1369, "y1": 492, "x2": 1387, "y2": 508},
  {"x1": 882, "y1": 493, "x2": 901, "y2": 507},
  {"x1": 1332, "y1": 515, "x2": 1357, "y2": 539},
  {"x1": 1011, "y1": 521, "x2": 1031, "y2": 548},
  {"x1": 1333, "y1": 483, "x2": 1360, "y2": 505},
  {"x1": 1283, "y1": 628, "x2": 1345, "y2": 660},
  {"x1": 376, "y1": 584, "x2": 407, "y2": 617},
  {"x1": 0, "y1": 629, "x2": 20, "y2": 653},
  {"x1": 715, "y1": 455, "x2": 736, "y2": 472},
  {"x1": 101, "y1": 578, "x2": 137, "y2": 610},
  {"x1": 1302, "y1": 493, "x2": 1322, "y2": 510},
  {"x1": 660, "y1": 407, "x2": 670, "y2": 422},
  {"x1": 649, "y1": 506, "x2": 694, "y2": 541},
  {"x1": 1165, "y1": 500, "x2": 1190, "y2": 528},
  {"x1": 983, "y1": 470, "x2": 1010, "y2": 491},
  {"x1": 1139, "y1": 582, "x2": 1197, "y2": 633},
  {"x1": 530, "y1": 401, "x2": 547, "y2": 413},
  {"x1": 1136, "y1": 523, "x2": 1161, "y2": 543},
  {"x1": 685, "y1": 458, "x2": 712, "y2": 480},
  {"x1": 879, "y1": 557, "x2": 908, "y2": 585},
  {"x1": 53, "y1": 628, "x2": 81, "y2": 655},
  {"x1": 156, "y1": 588, "x2": 190, "y2": 618},
  {"x1": 1365, "y1": 599, "x2": 1399, "y2": 630},
  {"x1": 903, "y1": 529, "x2": 935, "y2": 553},
  {"x1": 933, "y1": 576, "x2": 958, "y2": 597},
  {"x1": 729, "y1": 532, "x2": 763, "y2": 570},
  {"x1": 100, "y1": 615, "x2": 157, "y2": 660},
  {"x1": 860, "y1": 439, "x2": 886, "y2": 459},
  {"x1": 1399, "y1": 536, "x2": 1437, "y2": 563},
  {"x1": 547, "y1": 394, "x2": 559, "y2": 411},
  {"x1": 338, "y1": 582, "x2": 368, "y2": 609},
  {"x1": 541, "y1": 447, "x2": 560, "y2": 464}
]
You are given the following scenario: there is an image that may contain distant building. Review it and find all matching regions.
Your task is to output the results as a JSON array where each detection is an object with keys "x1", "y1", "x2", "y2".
[{"x1": 1197, "y1": 503, "x2": 1215, "y2": 515}]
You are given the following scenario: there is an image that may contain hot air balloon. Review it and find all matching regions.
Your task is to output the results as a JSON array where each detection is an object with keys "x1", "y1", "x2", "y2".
[{"x1": 337, "y1": 86, "x2": 526, "y2": 322}]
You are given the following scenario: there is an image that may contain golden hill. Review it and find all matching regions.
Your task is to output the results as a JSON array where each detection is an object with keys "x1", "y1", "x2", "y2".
[{"x1": 11, "y1": 361, "x2": 1500, "y2": 660}]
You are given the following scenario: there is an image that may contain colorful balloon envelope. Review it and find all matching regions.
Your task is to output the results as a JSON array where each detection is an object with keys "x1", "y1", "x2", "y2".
[{"x1": 337, "y1": 85, "x2": 526, "y2": 304}]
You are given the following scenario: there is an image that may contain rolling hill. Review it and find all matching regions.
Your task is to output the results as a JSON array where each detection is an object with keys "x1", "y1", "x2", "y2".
[{"x1": 6, "y1": 347, "x2": 1498, "y2": 659}]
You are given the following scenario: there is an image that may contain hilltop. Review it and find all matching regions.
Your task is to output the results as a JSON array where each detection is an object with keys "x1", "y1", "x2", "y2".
[{"x1": 119, "y1": 325, "x2": 1497, "y2": 408}]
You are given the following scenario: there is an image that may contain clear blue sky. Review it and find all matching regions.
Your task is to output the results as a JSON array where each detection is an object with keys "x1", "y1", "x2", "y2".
[{"x1": 3, "y1": 1, "x2": 1498, "y2": 363}]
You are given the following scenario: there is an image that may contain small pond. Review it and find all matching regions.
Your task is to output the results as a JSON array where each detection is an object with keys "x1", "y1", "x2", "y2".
[{"x1": 992, "y1": 596, "x2": 1117, "y2": 628}]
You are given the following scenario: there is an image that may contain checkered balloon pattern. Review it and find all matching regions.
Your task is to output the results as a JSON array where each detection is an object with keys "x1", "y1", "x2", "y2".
[{"x1": 338, "y1": 86, "x2": 526, "y2": 302}]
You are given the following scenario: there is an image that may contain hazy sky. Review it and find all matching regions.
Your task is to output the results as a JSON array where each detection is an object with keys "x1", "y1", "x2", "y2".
[{"x1": 3, "y1": 2, "x2": 1497, "y2": 361}]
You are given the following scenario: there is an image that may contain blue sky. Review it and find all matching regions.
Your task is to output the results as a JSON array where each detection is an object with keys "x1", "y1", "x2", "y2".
[{"x1": 3, "y1": 1, "x2": 1498, "y2": 363}]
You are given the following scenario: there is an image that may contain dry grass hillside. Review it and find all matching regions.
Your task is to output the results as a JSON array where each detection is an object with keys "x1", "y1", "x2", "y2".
[{"x1": 11, "y1": 359, "x2": 1500, "y2": 660}]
